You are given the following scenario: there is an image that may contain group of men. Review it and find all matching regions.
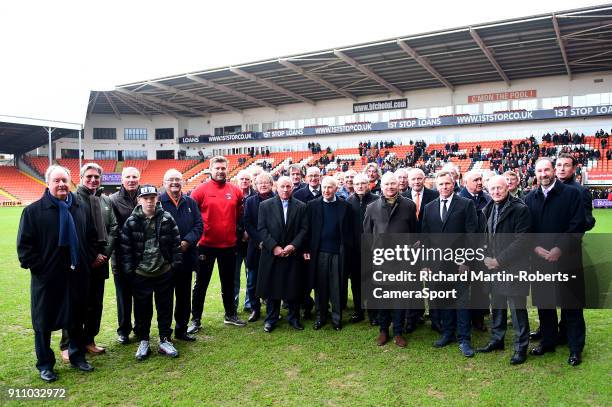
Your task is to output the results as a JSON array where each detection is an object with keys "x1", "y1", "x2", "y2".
[{"x1": 17, "y1": 151, "x2": 594, "y2": 383}]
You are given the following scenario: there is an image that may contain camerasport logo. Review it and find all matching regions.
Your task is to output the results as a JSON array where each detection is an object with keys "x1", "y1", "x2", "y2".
[{"x1": 225, "y1": 193, "x2": 232, "y2": 200}]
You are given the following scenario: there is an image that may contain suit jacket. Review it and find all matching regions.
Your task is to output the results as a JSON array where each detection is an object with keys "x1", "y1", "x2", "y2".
[
  {"x1": 421, "y1": 194, "x2": 479, "y2": 234},
  {"x1": 562, "y1": 177, "x2": 596, "y2": 231},
  {"x1": 256, "y1": 196, "x2": 307, "y2": 300},
  {"x1": 304, "y1": 197, "x2": 353, "y2": 290},
  {"x1": 402, "y1": 187, "x2": 439, "y2": 232},
  {"x1": 459, "y1": 187, "x2": 491, "y2": 232},
  {"x1": 293, "y1": 185, "x2": 321, "y2": 203},
  {"x1": 244, "y1": 192, "x2": 275, "y2": 269}
]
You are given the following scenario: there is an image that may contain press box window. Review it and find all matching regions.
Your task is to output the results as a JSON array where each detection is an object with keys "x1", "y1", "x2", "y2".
[
  {"x1": 93, "y1": 128, "x2": 117, "y2": 140},
  {"x1": 155, "y1": 128, "x2": 174, "y2": 140},
  {"x1": 124, "y1": 128, "x2": 148, "y2": 140}
]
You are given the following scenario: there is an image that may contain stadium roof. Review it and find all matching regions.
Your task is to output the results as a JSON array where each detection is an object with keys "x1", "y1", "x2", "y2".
[
  {"x1": 0, "y1": 115, "x2": 81, "y2": 155},
  {"x1": 87, "y1": 4, "x2": 612, "y2": 118}
]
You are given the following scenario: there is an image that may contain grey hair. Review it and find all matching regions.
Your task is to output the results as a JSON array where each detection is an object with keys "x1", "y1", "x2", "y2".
[
  {"x1": 121, "y1": 166, "x2": 140, "y2": 178},
  {"x1": 255, "y1": 172, "x2": 274, "y2": 185},
  {"x1": 80, "y1": 162, "x2": 103, "y2": 178},
  {"x1": 321, "y1": 176, "x2": 337, "y2": 188},
  {"x1": 45, "y1": 165, "x2": 71, "y2": 184}
]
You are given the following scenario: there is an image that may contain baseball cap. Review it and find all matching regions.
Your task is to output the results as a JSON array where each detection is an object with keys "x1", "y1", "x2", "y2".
[{"x1": 138, "y1": 185, "x2": 158, "y2": 197}]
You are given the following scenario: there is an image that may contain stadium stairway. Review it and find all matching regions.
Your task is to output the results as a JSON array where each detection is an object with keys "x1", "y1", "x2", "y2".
[{"x1": 0, "y1": 166, "x2": 47, "y2": 204}]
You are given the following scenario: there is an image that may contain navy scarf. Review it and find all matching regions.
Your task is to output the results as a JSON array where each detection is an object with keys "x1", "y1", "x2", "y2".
[{"x1": 46, "y1": 190, "x2": 79, "y2": 269}]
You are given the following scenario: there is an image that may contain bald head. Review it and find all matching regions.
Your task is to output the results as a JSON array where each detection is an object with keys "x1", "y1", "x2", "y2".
[{"x1": 488, "y1": 175, "x2": 509, "y2": 203}]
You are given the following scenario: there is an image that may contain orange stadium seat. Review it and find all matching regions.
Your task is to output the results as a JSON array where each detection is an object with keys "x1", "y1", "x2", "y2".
[{"x1": 0, "y1": 166, "x2": 46, "y2": 204}]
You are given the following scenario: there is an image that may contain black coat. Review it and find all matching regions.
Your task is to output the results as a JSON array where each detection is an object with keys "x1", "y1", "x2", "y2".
[
  {"x1": 401, "y1": 187, "x2": 439, "y2": 232},
  {"x1": 17, "y1": 191, "x2": 96, "y2": 332},
  {"x1": 244, "y1": 192, "x2": 275, "y2": 269},
  {"x1": 482, "y1": 195, "x2": 532, "y2": 296},
  {"x1": 119, "y1": 203, "x2": 182, "y2": 274},
  {"x1": 562, "y1": 177, "x2": 596, "y2": 231},
  {"x1": 293, "y1": 185, "x2": 321, "y2": 203},
  {"x1": 256, "y1": 196, "x2": 307, "y2": 300},
  {"x1": 421, "y1": 194, "x2": 479, "y2": 234},
  {"x1": 524, "y1": 180, "x2": 585, "y2": 307},
  {"x1": 347, "y1": 192, "x2": 379, "y2": 274},
  {"x1": 304, "y1": 197, "x2": 353, "y2": 290},
  {"x1": 110, "y1": 185, "x2": 139, "y2": 273},
  {"x1": 459, "y1": 187, "x2": 491, "y2": 232},
  {"x1": 160, "y1": 192, "x2": 203, "y2": 272}
]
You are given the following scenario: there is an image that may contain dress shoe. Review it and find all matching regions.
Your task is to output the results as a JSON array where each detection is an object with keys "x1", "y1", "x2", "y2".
[
  {"x1": 530, "y1": 344, "x2": 556, "y2": 356},
  {"x1": 175, "y1": 332, "x2": 197, "y2": 342},
  {"x1": 394, "y1": 335, "x2": 407, "y2": 348},
  {"x1": 332, "y1": 322, "x2": 342, "y2": 331},
  {"x1": 529, "y1": 328, "x2": 542, "y2": 340},
  {"x1": 40, "y1": 369, "x2": 57, "y2": 382},
  {"x1": 61, "y1": 349, "x2": 69, "y2": 363},
  {"x1": 248, "y1": 310, "x2": 261, "y2": 323},
  {"x1": 70, "y1": 360, "x2": 94, "y2": 372},
  {"x1": 86, "y1": 343, "x2": 106, "y2": 354},
  {"x1": 117, "y1": 334, "x2": 130, "y2": 345},
  {"x1": 350, "y1": 312, "x2": 365, "y2": 323},
  {"x1": 313, "y1": 320, "x2": 326, "y2": 330},
  {"x1": 376, "y1": 331, "x2": 389, "y2": 346},
  {"x1": 263, "y1": 323, "x2": 274, "y2": 333},
  {"x1": 290, "y1": 321, "x2": 304, "y2": 331},
  {"x1": 476, "y1": 341, "x2": 505, "y2": 353},
  {"x1": 510, "y1": 350, "x2": 527, "y2": 365},
  {"x1": 433, "y1": 335, "x2": 456, "y2": 348},
  {"x1": 568, "y1": 351, "x2": 582, "y2": 366},
  {"x1": 459, "y1": 342, "x2": 475, "y2": 358}
]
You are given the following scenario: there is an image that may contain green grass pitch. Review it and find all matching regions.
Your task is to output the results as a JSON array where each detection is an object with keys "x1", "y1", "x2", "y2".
[{"x1": 0, "y1": 207, "x2": 610, "y2": 406}]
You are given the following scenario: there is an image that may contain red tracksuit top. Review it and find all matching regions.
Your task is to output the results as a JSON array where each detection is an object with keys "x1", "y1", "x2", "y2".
[{"x1": 190, "y1": 179, "x2": 244, "y2": 248}]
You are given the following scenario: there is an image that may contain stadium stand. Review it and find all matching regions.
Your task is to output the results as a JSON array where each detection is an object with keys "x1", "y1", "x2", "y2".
[{"x1": 0, "y1": 166, "x2": 46, "y2": 204}]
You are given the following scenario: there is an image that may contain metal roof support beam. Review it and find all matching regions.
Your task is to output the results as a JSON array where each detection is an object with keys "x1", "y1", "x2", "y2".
[
  {"x1": 103, "y1": 91, "x2": 122, "y2": 120},
  {"x1": 118, "y1": 92, "x2": 178, "y2": 119},
  {"x1": 115, "y1": 88, "x2": 208, "y2": 117},
  {"x1": 552, "y1": 14, "x2": 572, "y2": 79},
  {"x1": 278, "y1": 59, "x2": 358, "y2": 101},
  {"x1": 229, "y1": 67, "x2": 315, "y2": 105},
  {"x1": 396, "y1": 41, "x2": 455, "y2": 91},
  {"x1": 147, "y1": 81, "x2": 242, "y2": 113},
  {"x1": 112, "y1": 92, "x2": 152, "y2": 121},
  {"x1": 86, "y1": 91, "x2": 99, "y2": 120},
  {"x1": 333, "y1": 50, "x2": 404, "y2": 97},
  {"x1": 469, "y1": 28, "x2": 511, "y2": 86},
  {"x1": 185, "y1": 74, "x2": 277, "y2": 109}
]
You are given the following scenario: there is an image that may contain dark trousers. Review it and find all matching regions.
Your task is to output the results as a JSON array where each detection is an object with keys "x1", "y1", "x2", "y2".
[
  {"x1": 133, "y1": 271, "x2": 174, "y2": 341},
  {"x1": 113, "y1": 271, "x2": 134, "y2": 336},
  {"x1": 59, "y1": 275, "x2": 106, "y2": 349},
  {"x1": 265, "y1": 299, "x2": 299, "y2": 326},
  {"x1": 490, "y1": 294, "x2": 529, "y2": 351},
  {"x1": 246, "y1": 267, "x2": 260, "y2": 313},
  {"x1": 192, "y1": 246, "x2": 237, "y2": 322},
  {"x1": 35, "y1": 327, "x2": 86, "y2": 371},
  {"x1": 438, "y1": 286, "x2": 471, "y2": 343},
  {"x1": 379, "y1": 309, "x2": 407, "y2": 336},
  {"x1": 234, "y1": 250, "x2": 250, "y2": 310},
  {"x1": 537, "y1": 308, "x2": 585, "y2": 352},
  {"x1": 315, "y1": 252, "x2": 342, "y2": 325},
  {"x1": 174, "y1": 266, "x2": 193, "y2": 337}
]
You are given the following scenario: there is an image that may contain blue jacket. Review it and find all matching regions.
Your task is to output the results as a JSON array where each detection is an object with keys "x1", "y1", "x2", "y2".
[
  {"x1": 160, "y1": 192, "x2": 203, "y2": 271},
  {"x1": 244, "y1": 192, "x2": 275, "y2": 269}
]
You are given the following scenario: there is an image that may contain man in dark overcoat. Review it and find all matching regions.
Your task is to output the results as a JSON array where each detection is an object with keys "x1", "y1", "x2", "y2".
[
  {"x1": 17, "y1": 165, "x2": 97, "y2": 382},
  {"x1": 304, "y1": 176, "x2": 353, "y2": 331},
  {"x1": 256, "y1": 176, "x2": 308, "y2": 332},
  {"x1": 477, "y1": 175, "x2": 532, "y2": 365},
  {"x1": 525, "y1": 157, "x2": 586, "y2": 366},
  {"x1": 244, "y1": 172, "x2": 275, "y2": 323}
]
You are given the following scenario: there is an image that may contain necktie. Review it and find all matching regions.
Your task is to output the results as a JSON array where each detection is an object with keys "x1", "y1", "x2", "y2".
[
  {"x1": 313, "y1": 189, "x2": 320, "y2": 197},
  {"x1": 441, "y1": 199, "x2": 448, "y2": 222},
  {"x1": 282, "y1": 200, "x2": 289, "y2": 223},
  {"x1": 415, "y1": 191, "x2": 421, "y2": 220}
]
